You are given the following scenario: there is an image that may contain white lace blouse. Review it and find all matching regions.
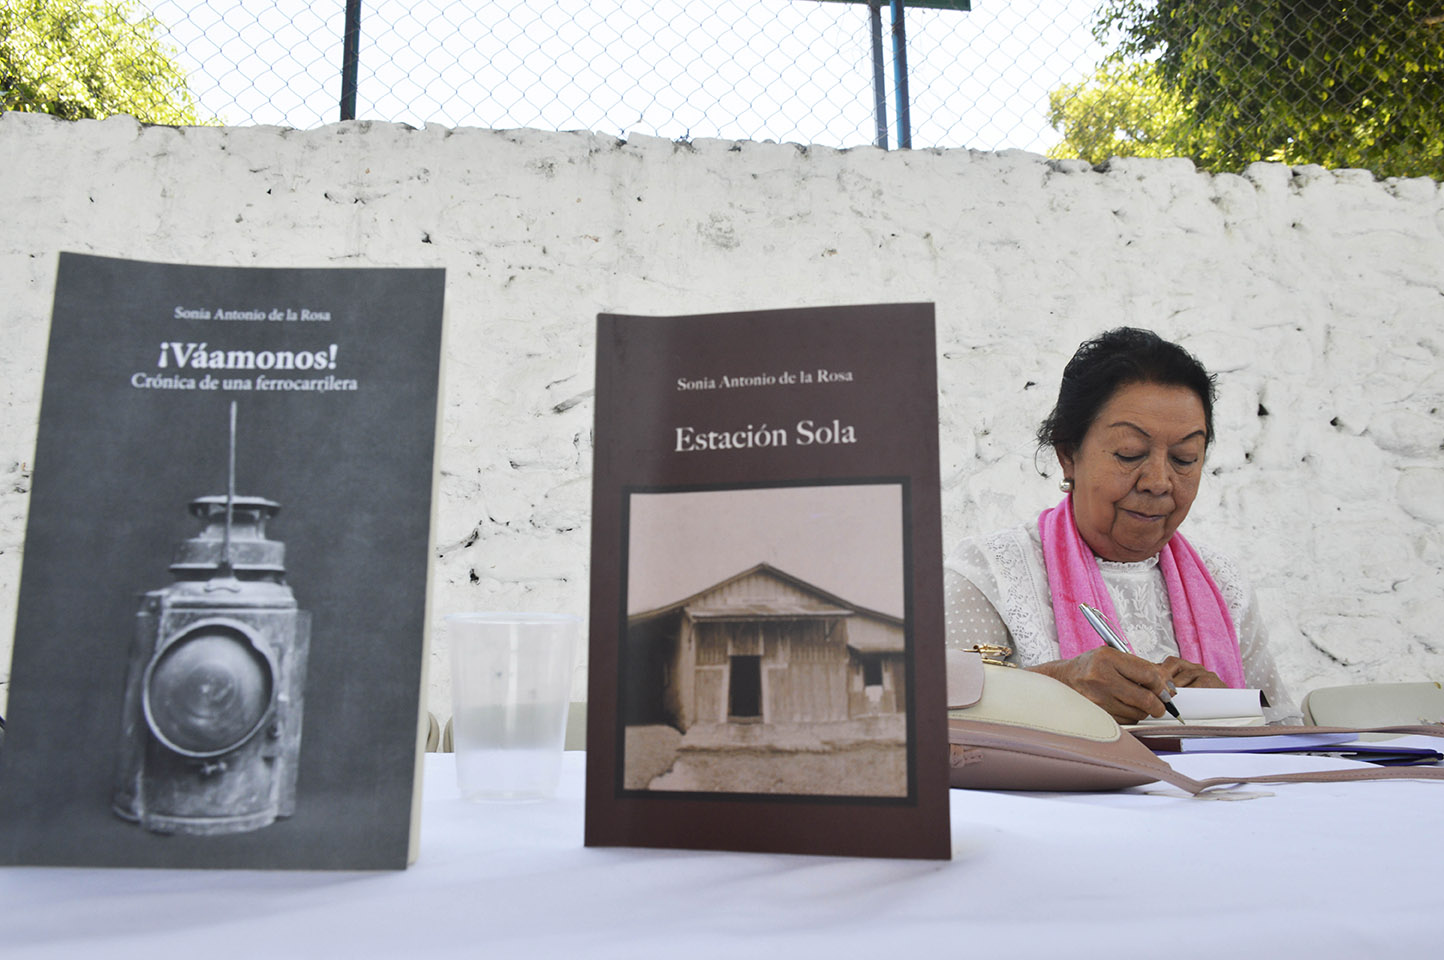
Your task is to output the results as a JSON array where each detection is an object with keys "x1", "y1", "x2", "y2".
[{"x1": 945, "y1": 521, "x2": 1299, "y2": 723}]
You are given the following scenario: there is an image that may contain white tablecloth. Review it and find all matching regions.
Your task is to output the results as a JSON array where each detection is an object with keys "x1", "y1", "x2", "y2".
[{"x1": 3, "y1": 751, "x2": 1439, "y2": 959}]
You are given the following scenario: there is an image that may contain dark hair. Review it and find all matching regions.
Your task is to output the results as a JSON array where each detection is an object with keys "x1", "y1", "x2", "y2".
[{"x1": 1036, "y1": 327, "x2": 1217, "y2": 457}]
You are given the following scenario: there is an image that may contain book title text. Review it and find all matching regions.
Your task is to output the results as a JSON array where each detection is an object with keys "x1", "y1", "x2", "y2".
[{"x1": 675, "y1": 420, "x2": 857, "y2": 452}]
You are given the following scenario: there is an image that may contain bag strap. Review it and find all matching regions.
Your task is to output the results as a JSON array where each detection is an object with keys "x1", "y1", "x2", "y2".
[
  {"x1": 947, "y1": 657, "x2": 1444, "y2": 794},
  {"x1": 1183, "y1": 766, "x2": 1444, "y2": 792},
  {"x1": 1127, "y1": 723, "x2": 1444, "y2": 795},
  {"x1": 953, "y1": 719, "x2": 1444, "y2": 795}
]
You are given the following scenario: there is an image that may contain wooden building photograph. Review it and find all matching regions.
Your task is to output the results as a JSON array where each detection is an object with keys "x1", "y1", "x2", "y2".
[{"x1": 620, "y1": 484, "x2": 911, "y2": 797}]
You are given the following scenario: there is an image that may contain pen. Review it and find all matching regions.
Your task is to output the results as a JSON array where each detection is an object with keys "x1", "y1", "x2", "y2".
[{"x1": 1077, "y1": 602, "x2": 1183, "y2": 722}]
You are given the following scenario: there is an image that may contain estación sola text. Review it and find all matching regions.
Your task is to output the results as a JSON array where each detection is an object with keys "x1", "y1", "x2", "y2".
[{"x1": 674, "y1": 419, "x2": 857, "y2": 452}]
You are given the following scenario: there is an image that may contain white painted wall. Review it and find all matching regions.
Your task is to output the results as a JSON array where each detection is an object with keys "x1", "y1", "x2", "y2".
[{"x1": 2, "y1": 112, "x2": 1442, "y2": 721}]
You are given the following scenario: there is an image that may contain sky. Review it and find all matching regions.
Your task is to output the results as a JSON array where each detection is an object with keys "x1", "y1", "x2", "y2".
[
  {"x1": 625, "y1": 484, "x2": 904, "y2": 618},
  {"x1": 146, "y1": 0, "x2": 1106, "y2": 152}
]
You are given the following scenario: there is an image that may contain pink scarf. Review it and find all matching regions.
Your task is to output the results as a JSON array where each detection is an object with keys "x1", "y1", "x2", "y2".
[{"x1": 1038, "y1": 497, "x2": 1246, "y2": 688}]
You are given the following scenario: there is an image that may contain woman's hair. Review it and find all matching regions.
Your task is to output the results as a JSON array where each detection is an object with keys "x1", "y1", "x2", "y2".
[{"x1": 1036, "y1": 327, "x2": 1217, "y2": 456}]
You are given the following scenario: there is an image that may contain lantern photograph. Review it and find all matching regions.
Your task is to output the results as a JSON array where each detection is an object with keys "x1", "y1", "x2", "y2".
[{"x1": 113, "y1": 405, "x2": 311, "y2": 836}]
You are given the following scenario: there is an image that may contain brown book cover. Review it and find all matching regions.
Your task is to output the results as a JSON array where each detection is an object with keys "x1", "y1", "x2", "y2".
[{"x1": 585, "y1": 303, "x2": 950, "y2": 859}]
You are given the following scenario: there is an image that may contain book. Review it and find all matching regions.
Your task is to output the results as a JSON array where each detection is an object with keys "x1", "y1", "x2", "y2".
[
  {"x1": 0, "y1": 253, "x2": 444, "y2": 869},
  {"x1": 584, "y1": 303, "x2": 950, "y2": 860}
]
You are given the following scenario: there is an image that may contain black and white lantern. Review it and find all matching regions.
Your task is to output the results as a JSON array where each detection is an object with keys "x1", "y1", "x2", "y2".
[{"x1": 113, "y1": 404, "x2": 310, "y2": 836}]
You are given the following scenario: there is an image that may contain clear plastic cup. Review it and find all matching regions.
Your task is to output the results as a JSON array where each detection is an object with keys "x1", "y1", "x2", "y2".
[{"x1": 445, "y1": 612, "x2": 578, "y2": 801}]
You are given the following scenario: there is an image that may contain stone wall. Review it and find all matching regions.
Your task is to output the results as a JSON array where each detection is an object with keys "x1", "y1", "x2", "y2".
[{"x1": 2, "y1": 112, "x2": 1442, "y2": 719}]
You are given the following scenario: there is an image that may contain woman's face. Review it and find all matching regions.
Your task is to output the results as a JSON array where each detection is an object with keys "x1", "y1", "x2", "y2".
[{"x1": 1057, "y1": 380, "x2": 1208, "y2": 563}]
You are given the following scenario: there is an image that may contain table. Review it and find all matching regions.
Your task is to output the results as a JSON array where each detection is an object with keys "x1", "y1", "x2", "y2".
[{"x1": 3, "y1": 751, "x2": 1439, "y2": 959}]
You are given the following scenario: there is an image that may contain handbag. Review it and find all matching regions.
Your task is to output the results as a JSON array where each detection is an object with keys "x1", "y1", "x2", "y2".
[
  {"x1": 1301, "y1": 681, "x2": 1444, "y2": 726},
  {"x1": 945, "y1": 650, "x2": 1444, "y2": 794}
]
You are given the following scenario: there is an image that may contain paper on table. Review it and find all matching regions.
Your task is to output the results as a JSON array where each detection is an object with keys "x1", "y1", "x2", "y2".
[
  {"x1": 1314, "y1": 734, "x2": 1444, "y2": 765},
  {"x1": 1144, "y1": 732, "x2": 1443, "y2": 763},
  {"x1": 1166, "y1": 732, "x2": 1358, "y2": 753}
]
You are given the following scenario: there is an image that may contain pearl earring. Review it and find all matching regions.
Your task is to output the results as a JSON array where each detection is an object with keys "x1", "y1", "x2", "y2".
[{"x1": 1059, "y1": 478, "x2": 1074, "y2": 493}]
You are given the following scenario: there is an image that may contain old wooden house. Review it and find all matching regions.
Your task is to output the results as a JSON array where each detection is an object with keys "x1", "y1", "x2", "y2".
[{"x1": 624, "y1": 563, "x2": 906, "y2": 731}]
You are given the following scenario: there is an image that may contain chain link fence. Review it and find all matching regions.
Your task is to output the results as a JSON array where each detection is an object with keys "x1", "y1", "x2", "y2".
[
  {"x1": 141, "y1": 0, "x2": 1097, "y2": 153},
  {"x1": 5, "y1": 1, "x2": 1442, "y2": 178}
]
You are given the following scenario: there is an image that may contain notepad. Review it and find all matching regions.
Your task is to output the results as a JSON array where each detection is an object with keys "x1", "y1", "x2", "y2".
[{"x1": 1131, "y1": 687, "x2": 1267, "y2": 727}]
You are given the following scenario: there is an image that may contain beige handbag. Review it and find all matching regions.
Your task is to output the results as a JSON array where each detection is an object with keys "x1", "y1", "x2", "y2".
[
  {"x1": 945, "y1": 651, "x2": 1444, "y2": 794},
  {"x1": 1301, "y1": 681, "x2": 1444, "y2": 726}
]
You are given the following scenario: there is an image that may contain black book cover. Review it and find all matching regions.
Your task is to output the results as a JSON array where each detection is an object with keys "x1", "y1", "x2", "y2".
[
  {"x1": 585, "y1": 303, "x2": 950, "y2": 859},
  {"x1": 0, "y1": 253, "x2": 444, "y2": 869}
]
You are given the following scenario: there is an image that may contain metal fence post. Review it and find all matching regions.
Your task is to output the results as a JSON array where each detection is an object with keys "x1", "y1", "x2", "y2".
[
  {"x1": 340, "y1": 0, "x2": 362, "y2": 121},
  {"x1": 890, "y1": 0, "x2": 911, "y2": 149},
  {"x1": 869, "y1": 0, "x2": 888, "y2": 149}
]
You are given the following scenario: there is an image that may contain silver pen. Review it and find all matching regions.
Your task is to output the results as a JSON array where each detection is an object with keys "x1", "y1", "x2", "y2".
[{"x1": 1077, "y1": 602, "x2": 1182, "y2": 721}]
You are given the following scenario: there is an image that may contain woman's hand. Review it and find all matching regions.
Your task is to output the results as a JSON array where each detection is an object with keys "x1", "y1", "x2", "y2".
[
  {"x1": 1160, "y1": 656, "x2": 1225, "y2": 688},
  {"x1": 1028, "y1": 647, "x2": 1178, "y2": 723}
]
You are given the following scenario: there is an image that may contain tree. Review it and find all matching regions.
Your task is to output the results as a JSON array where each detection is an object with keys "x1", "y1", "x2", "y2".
[
  {"x1": 1047, "y1": 60, "x2": 1222, "y2": 165},
  {"x1": 1, "y1": 0, "x2": 206, "y2": 124},
  {"x1": 1085, "y1": 0, "x2": 1444, "y2": 179}
]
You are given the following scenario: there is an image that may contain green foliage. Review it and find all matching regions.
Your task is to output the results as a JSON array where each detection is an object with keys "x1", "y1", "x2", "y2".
[
  {"x1": 1080, "y1": 0, "x2": 1444, "y2": 179},
  {"x1": 1, "y1": 0, "x2": 207, "y2": 124},
  {"x1": 1047, "y1": 60, "x2": 1223, "y2": 165}
]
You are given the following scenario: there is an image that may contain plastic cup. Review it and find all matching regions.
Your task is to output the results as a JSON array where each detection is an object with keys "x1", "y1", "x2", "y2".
[{"x1": 446, "y1": 612, "x2": 578, "y2": 801}]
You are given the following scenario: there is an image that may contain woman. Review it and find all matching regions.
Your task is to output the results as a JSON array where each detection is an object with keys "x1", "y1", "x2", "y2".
[{"x1": 945, "y1": 327, "x2": 1296, "y2": 723}]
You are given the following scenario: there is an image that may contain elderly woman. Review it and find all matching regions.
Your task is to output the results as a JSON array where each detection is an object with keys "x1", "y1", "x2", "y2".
[{"x1": 946, "y1": 327, "x2": 1296, "y2": 723}]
